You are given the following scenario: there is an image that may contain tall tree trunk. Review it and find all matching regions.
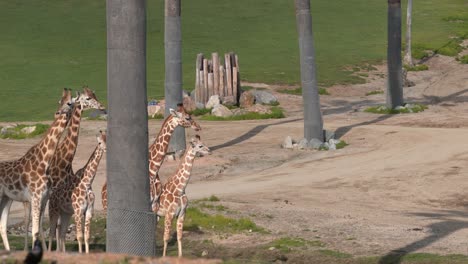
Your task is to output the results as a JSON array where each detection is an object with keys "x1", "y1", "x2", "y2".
[
  {"x1": 164, "y1": 0, "x2": 185, "y2": 152},
  {"x1": 106, "y1": 0, "x2": 156, "y2": 256},
  {"x1": 387, "y1": 0, "x2": 404, "y2": 108},
  {"x1": 404, "y1": 0, "x2": 414, "y2": 66},
  {"x1": 295, "y1": 0, "x2": 324, "y2": 141}
]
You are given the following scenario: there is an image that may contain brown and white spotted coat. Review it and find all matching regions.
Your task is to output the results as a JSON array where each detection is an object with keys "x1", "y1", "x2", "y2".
[
  {"x1": 153, "y1": 135, "x2": 210, "y2": 257},
  {"x1": 44, "y1": 87, "x2": 103, "y2": 251},
  {"x1": 0, "y1": 89, "x2": 73, "y2": 251},
  {"x1": 49, "y1": 131, "x2": 106, "y2": 253},
  {"x1": 101, "y1": 104, "x2": 201, "y2": 210}
]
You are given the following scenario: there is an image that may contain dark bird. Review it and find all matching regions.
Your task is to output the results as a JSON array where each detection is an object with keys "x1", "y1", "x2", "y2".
[{"x1": 24, "y1": 239, "x2": 43, "y2": 264}]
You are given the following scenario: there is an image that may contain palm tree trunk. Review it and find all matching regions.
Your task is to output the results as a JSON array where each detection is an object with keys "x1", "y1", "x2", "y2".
[
  {"x1": 106, "y1": 0, "x2": 156, "y2": 255},
  {"x1": 404, "y1": 0, "x2": 414, "y2": 66},
  {"x1": 164, "y1": 0, "x2": 186, "y2": 152},
  {"x1": 387, "y1": 0, "x2": 404, "y2": 108},
  {"x1": 295, "y1": 0, "x2": 324, "y2": 141}
]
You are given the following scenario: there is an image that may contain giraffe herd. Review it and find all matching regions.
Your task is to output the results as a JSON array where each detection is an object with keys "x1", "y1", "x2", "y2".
[{"x1": 0, "y1": 88, "x2": 206, "y2": 257}]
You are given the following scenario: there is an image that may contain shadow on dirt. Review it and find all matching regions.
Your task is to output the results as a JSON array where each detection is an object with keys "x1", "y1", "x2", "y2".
[{"x1": 379, "y1": 210, "x2": 468, "y2": 264}]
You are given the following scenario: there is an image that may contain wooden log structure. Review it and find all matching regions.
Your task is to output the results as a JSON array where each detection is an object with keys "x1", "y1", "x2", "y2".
[{"x1": 194, "y1": 52, "x2": 241, "y2": 106}]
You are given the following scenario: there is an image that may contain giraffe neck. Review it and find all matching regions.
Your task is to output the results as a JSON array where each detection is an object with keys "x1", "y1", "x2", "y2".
[
  {"x1": 169, "y1": 146, "x2": 197, "y2": 193},
  {"x1": 50, "y1": 104, "x2": 83, "y2": 181},
  {"x1": 78, "y1": 146, "x2": 104, "y2": 187},
  {"x1": 149, "y1": 116, "x2": 177, "y2": 176},
  {"x1": 20, "y1": 113, "x2": 69, "y2": 167}
]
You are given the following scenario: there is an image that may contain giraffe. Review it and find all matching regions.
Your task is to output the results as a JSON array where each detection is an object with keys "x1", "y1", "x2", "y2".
[
  {"x1": 43, "y1": 87, "x2": 104, "y2": 251},
  {"x1": 101, "y1": 104, "x2": 201, "y2": 210},
  {"x1": 49, "y1": 131, "x2": 106, "y2": 253},
  {"x1": 153, "y1": 135, "x2": 210, "y2": 257},
  {"x1": 0, "y1": 88, "x2": 73, "y2": 250}
]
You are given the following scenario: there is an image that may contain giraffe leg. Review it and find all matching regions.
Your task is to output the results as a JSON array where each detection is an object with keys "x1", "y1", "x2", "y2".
[
  {"x1": 48, "y1": 203, "x2": 59, "y2": 252},
  {"x1": 84, "y1": 192, "x2": 95, "y2": 254},
  {"x1": 177, "y1": 196, "x2": 188, "y2": 257},
  {"x1": 58, "y1": 213, "x2": 72, "y2": 252},
  {"x1": 22, "y1": 201, "x2": 30, "y2": 251},
  {"x1": 74, "y1": 212, "x2": 84, "y2": 253},
  {"x1": 30, "y1": 193, "x2": 46, "y2": 249},
  {"x1": 0, "y1": 197, "x2": 13, "y2": 251},
  {"x1": 163, "y1": 212, "x2": 174, "y2": 257}
]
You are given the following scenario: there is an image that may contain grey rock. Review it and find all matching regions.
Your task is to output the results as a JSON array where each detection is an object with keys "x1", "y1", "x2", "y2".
[
  {"x1": 297, "y1": 138, "x2": 309, "y2": 150},
  {"x1": 328, "y1": 140, "x2": 337, "y2": 150},
  {"x1": 212, "y1": 104, "x2": 233, "y2": 117},
  {"x1": 183, "y1": 96, "x2": 197, "y2": 112},
  {"x1": 329, "y1": 139, "x2": 341, "y2": 145},
  {"x1": 88, "y1": 109, "x2": 107, "y2": 119},
  {"x1": 282, "y1": 136, "x2": 293, "y2": 149},
  {"x1": 196, "y1": 102, "x2": 205, "y2": 109},
  {"x1": 206, "y1": 95, "x2": 221, "y2": 109},
  {"x1": 222, "y1": 95, "x2": 236, "y2": 107},
  {"x1": 324, "y1": 130, "x2": 335, "y2": 142},
  {"x1": 232, "y1": 108, "x2": 248, "y2": 116},
  {"x1": 309, "y1": 138, "x2": 323, "y2": 149},
  {"x1": 251, "y1": 90, "x2": 278, "y2": 104},
  {"x1": 395, "y1": 106, "x2": 406, "y2": 111},
  {"x1": 201, "y1": 250, "x2": 209, "y2": 257},
  {"x1": 322, "y1": 142, "x2": 330, "y2": 150}
]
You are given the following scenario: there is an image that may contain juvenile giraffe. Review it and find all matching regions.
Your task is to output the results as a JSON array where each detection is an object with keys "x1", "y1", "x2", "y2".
[
  {"x1": 49, "y1": 131, "x2": 106, "y2": 253},
  {"x1": 0, "y1": 89, "x2": 73, "y2": 250},
  {"x1": 44, "y1": 87, "x2": 103, "y2": 251},
  {"x1": 101, "y1": 104, "x2": 201, "y2": 210},
  {"x1": 153, "y1": 135, "x2": 210, "y2": 257}
]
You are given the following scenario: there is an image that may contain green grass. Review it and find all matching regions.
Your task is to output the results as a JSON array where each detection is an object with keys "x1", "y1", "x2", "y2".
[
  {"x1": 365, "y1": 104, "x2": 428, "y2": 114},
  {"x1": 404, "y1": 64, "x2": 429, "y2": 71},
  {"x1": 435, "y1": 37, "x2": 464, "y2": 56},
  {"x1": 336, "y1": 140, "x2": 349, "y2": 149},
  {"x1": 458, "y1": 55, "x2": 468, "y2": 64},
  {"x1": 1, "y1": 0, "x2": 467, "y2": 121},
  {"x1": 201, "y1": 106, "x2": 285, "y2": 121},
  {"x1": 198, "y1": 195, "x2": 221, "y2": 202},
  {"x1": 277, "y1": 87, "x2": 329, "y2": 95},
  {"x1": 268, "y1": 237, "x2": 325, "y2": 253},
  {"x1": 0, "y1": 124, "x2": 49, "y2": 139},
  {"x1": 188, "y1": 107, "x2": 212, "y2": 116},
  {"x1": 183, "y1": 207, "x2": 265, "y2": 234},
  {"x1": 365, "y1": 90, "x2": 384, "y2": 96}
]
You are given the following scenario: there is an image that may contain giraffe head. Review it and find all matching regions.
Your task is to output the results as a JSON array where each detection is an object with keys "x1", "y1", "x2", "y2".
[
  {"x1": 97, "y1": 130, "x2": 107, "y2": 152},
  {"x1": 55, "y1": 88, "x2": 74, "y2": 118},
  {"x1": 169, "y1": 103, "x2": 201, "y2": 131},
  {"x1": 189, "y1": 135, "x2": 211, "y2": 156},
  {"x1": 73, "y1": 86, "x2": 105, "y2": 110}
]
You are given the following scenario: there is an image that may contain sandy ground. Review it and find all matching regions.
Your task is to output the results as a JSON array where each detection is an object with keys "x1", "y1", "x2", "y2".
[{"x1": 1, "y1": 54, "x2": 468, "y2": 257}]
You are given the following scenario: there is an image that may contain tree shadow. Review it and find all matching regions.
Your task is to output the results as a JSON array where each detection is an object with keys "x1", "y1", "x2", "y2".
[
  {"x1": 210, "y1": 118, "x2": 302, "y2": 151},
  {"x1": 379, "y1": 210, "x2": 468, "y2": 264},
  {"x1": 334, "y1": 114, "x2": 394, "y2": 139}
]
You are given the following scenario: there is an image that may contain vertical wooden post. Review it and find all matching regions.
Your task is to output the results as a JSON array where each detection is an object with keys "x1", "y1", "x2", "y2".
[
  {"x1": 199, "y1": 70, "x2": 205, "y2": 104},
  {"x1": 195, "y1": 53, "x2": 203, "y2": 104},
  {"x1": 208, "y1": 73, "x2": 214, "y2": 99},
  {"x1": 219, "y1": 65, "x2": 225, "y2": 98},
  {"x1": 212, "y1": 53, "x2": 220, "y2": 96},
  {"x1": 225, "y1": 53, "x2": 232, "y2": 96},
  {"x1": 232, "y1": 66, "x2": 238, "y2": 103}
]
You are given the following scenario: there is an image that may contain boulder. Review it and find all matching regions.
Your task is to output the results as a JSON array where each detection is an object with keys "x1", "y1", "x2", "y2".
[
  {"x1": 20, "y1": 126, "x2": 36, "y2": 134},
  {"x1": 0, "y1": 126, "x2": 14, "y2": 135},
  {"x1": 239, "y1": 91, "x2": 255, "y2": 108},
  {"x1": 324, "y1": 130, "x2": 335, "y2": 142},
  {"x1": 88, "y1": 109, "x2": 107, "y2": 119},
  {"x1": 196, "y1": 102, "x2": 205, "y2": 109},
  {"x1": 222, "y1": 95, "x2": 236, "y2": 107},
  {"x1": 251, "y1": 90, "x2": 278, "y2": 104},
  {"x1": 211, "y1": 104, "x2": 233, "y2": 118},
  {"x1": 206, "y1": 95, "x2": 221, "y2": 109},
  {"x1": 309, "y1": 138, "x2": 323, "y2": 149},
  {"x1": 232, "y1": 108, "x2": 248, "y2": 116},
  {"x1": 183, "y1": 96, "x2": 197, "y2": 112},
  {"x1": 328, "y1": 140, "x2": 337, "y2": 150},
  {"x1": 282, "y1": 136, "x2": 293, "y2": 149},
  {"x1": 246, "y1": 104, "x2": 272, "y2": 114},
  {"x1": 297, "y1": 138, "x2": 309, "y2": 150}
]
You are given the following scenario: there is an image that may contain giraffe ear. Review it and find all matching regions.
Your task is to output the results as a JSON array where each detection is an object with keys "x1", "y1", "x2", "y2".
[
  {"x1": 62, "y1": 88, "x2": 68, "y2": 97},
  {"x1": 169, "y1": 108, "x2": 178, "y2": 117}
]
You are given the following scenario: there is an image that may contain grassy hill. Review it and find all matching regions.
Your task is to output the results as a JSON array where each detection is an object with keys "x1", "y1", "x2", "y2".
[{"x1": 0, "y1": 0, "x2": 467, "y2": 121}]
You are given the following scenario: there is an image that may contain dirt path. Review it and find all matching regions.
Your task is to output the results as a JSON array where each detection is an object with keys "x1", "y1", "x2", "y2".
[{"x1": 1, "y1": 54, "x2": 468, "y2": 257}]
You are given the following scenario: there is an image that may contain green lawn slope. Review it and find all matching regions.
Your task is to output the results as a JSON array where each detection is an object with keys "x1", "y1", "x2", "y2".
[{"x1": 0, "y1": 0, "x2": 467, "y2": 121}]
